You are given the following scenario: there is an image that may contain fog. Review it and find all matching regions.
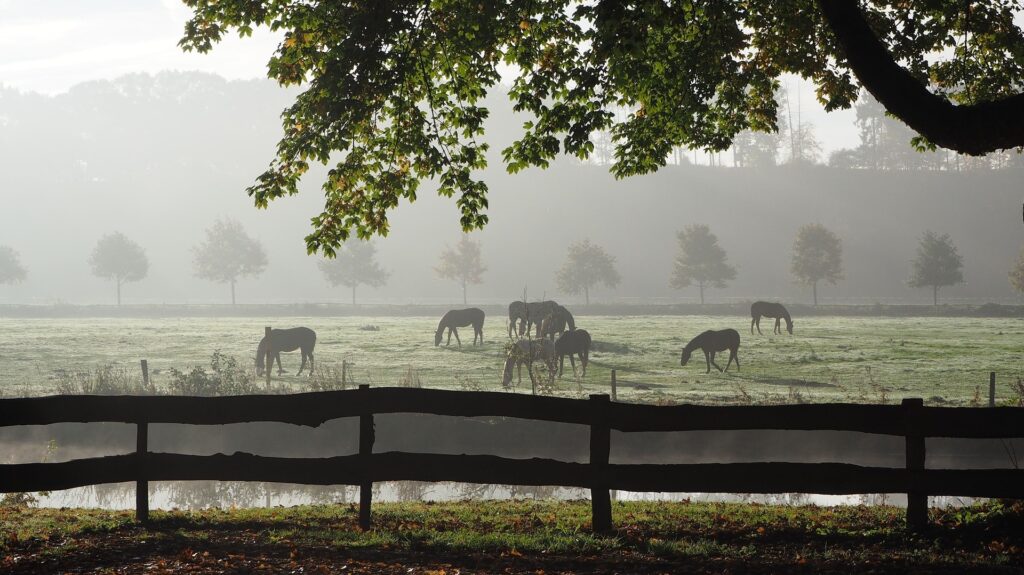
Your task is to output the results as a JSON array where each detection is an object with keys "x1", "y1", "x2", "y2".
[{"x1": 1, "y1": 71, "x2": 1023, "y2": 306}]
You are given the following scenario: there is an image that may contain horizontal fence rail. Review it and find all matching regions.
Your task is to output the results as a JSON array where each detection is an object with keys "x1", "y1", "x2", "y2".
[{"x1": 2, "y1": 387, "x2": 1023, "y2": 531}]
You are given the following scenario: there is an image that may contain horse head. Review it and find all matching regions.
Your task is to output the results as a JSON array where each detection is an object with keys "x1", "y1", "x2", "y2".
[
  {"x1": 680, "y1": 347, "x2": 692, "y2": 366},
  {"x1": 255, "y1": 353, "x2": 265, "y2": 376},
  {"x1": 785, "y1": 318, "x2": 794, "y2": 334},
  {"x1": 434, "y1": 327, "x2": 444, "y2": 346}
]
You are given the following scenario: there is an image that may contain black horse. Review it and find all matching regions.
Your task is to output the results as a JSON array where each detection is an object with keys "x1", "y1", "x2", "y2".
[
  {"x1": 680, "y1": 329, "x2": 740, "y2": 373},
  {"x1": 256, "y1": 327, "x2": 317, "y2": 376},
  {"x1": 501, "y1": 338, "x2": 556, "y2": 392},
  {"x1": 751, "y1": 301, "x2": 793, "y2": 335},
  {"x1": 435, "y1": 308, "x2": 485, "y2": 347},
  {"x1": 554, "y1": 329, "x2": 591, "y2": 377},
  {"x1": 539, "y1": 304, "x2": 576, "y2": 340},
  {"x1": 508, "y1": 301, "x2": 527, "y2": 337},
  {"x1": 507, "y1": 300, "x2": 559, "y2": 337}
]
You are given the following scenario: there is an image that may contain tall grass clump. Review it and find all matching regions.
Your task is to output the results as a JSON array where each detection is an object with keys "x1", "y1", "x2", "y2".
[
  {"x1": 54, "y1": 365, "x2": 157, "y2": 396},
  {"x1": 166, "y1": 351, "x2": 261, "y2": 396}
]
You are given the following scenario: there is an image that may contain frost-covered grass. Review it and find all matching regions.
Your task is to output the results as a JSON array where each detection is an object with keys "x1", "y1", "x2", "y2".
[{"x1": 1, "y1": 315, "x2": 1021, "y2": 405}]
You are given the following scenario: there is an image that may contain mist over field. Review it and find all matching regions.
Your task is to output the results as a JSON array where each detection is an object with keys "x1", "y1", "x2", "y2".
[{"x1": 1, "y1": 72, "x2": 1022, "y2": 307}]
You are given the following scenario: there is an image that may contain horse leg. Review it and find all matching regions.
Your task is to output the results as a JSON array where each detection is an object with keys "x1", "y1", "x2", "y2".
[
  {"x1": 751, "y1": 317, "x2": 756, "y2": 335},
  {"x1": 756, "y1": 317, "x2": 763, "y2": 335},
  {"x1": 308, "y1": 350, "x2": 314, "y2": 376},
  {"x1": 453, "y1": 327, "x2": 462, "y2": 348},
  {"x1": 704, "y1": 351, "x2": 712, "y2": 373},
  {"x1": 568, "y1": 354, "x2": 577, "y2": 376},
  {"x1": 297, "y1": 352, "x2": 307, "y2": 376},
  {"x1": 446, "y1": 328, "x2": 452, "y2": 346},
  {"x1": 581, "y1": 348, "x2": 588, "y2": 376},
  {"x1": 732, "y1": 348, "x2": 739, "y2": 371},
  {"x1": 774, "y1": 318, "x2": 781, "y2": 334},
  {"x1": 276, "y1": 353, "x2": 284, "y2": 375},
  {"x1": 709, "y1": 351, "x2": 723, "y2": 372},
  {"x1": 558, "y1": 354, "x2": 564, "y2": 377}
]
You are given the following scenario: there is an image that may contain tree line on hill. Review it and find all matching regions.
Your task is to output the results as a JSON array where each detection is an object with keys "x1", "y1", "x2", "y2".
[{"x1": 1, "y1": 222, "x2": 1018, "y2": 307}]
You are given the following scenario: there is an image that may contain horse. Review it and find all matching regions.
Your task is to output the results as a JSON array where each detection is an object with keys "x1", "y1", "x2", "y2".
[
  {"x1": 539, "y1": 304, "x2": 576, "y2": 340},
  {"x1": 501, "y1": 338, "x2": 556, "y2": 393},
  {"x1": 751, "y1": 301, "x2": 793, "y2": 335},
  {"x1": 680, "y1": 329, "x2": 740, "y2": 373},
  {"x1": 508, "y1": 301, "x2": 527, "y2": 337},
  {"x1": 554, "y1": 329, "x2": 591, "y2": 377},
  {"x1": 256, "y1": 327, "x2": 317, "y2": 376},
  {"x1": 435, "y1": 308, "x2": 485, "y2": 347},
  {"x1": 524, "y1": 300, "x2": 558, "y2": 337}
]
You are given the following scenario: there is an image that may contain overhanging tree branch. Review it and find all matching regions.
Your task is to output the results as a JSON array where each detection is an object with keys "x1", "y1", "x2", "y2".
[{"x1": 816, "y1": 0, "x2": 1024, "y2": 155}]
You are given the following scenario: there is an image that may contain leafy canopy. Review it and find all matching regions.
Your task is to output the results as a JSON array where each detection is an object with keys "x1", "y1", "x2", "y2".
[
  {"x1": 791, "y1": 223, "x2": 844, "y2": 286},
  {"x1": 908, "y1": 230, "x2": 964, "y2": 289},
  {"x1": 192, "y1": 219, "x2": 268, "y2": 284},
  {"x1": 89, "y1": 232, "x2": 149, "y2": 284},
  {"x1": 0, "y1": 246, "x2": 27, "y2": 285},
  {"x1": 670, "y1": 224, "x2": 737, "y2": 289},
  {"x1": 180, "y1": 1, "x2": 1024, "y2": 253}
]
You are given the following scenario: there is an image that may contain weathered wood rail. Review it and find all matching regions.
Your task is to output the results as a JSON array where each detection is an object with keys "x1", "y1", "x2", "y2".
[{"x1": 2, "y1": 387, "x2": 1023, "y2": 531}]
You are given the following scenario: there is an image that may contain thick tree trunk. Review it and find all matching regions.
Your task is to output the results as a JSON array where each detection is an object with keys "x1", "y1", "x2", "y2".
[{"x1": 815, "y1": 0, "x2": 1024, "y2": 155}]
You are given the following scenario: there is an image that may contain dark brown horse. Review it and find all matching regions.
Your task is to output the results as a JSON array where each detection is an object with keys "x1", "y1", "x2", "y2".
[
  {"x1": 554, "y1": 329, "x2": 591, "y2": 377},
  {"x1": 256, "y1": 327, "x2": 316, "y2": 376},
  {"x1": 680, "y1": 329, "x2": 740, "y2": 373},
  {"x1": 539, "y1": 304, "x2": 576, "y2": 340},
  {"x1": 501, "y1": 338, "x2": 556, "y2": 393},
  {"x1": 751, "y1": 301, "x2": 793, "y2": 335},
  {"x1": 436, "y1": 308, "x2": 485, "y2": 347}
]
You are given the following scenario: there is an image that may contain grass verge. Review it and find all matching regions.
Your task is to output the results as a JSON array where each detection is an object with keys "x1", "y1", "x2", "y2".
[{"x1": 2, "y1": 499, "x2": 1023, "y2": 574}]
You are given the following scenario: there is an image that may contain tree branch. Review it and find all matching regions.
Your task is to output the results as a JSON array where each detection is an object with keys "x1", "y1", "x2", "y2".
[{"x1": 816, "y1": 0, "x2": 1024, "y2": 155}]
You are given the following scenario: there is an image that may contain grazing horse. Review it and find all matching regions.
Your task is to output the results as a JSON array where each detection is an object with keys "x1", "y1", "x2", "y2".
[
  {"x1": 256, "y1": 327, "x2": 316, "y2": 376},
  {"x1": 539, "y1": 304, "x2": 576, "y2": 340},
  {"x1": 508, "y1": 301, "x2": 527, "y2": 337},
  {"x1": 435, "y1": 308, "x2": 485, "y2": 347},
  {"x1": 554, "y1": 329, "x2": 591, "y2": 377},
  {"x1": 751, "y1": 301, "x2": 793, "y2": 335},
  {"x1": 501, "y1": 338, "x2": 556, "y2": 392},
  {"x1": 680, "y1": 329, "x2": 740, "y2": 373},
  {"x1": 524, "y1": 300, "x2": 558, "y2": 337}
]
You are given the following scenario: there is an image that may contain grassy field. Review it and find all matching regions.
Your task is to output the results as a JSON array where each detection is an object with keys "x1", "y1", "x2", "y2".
[
  {"x1": 1, "y1": 315, "x2": 1021, "y2": 405},
  {"x1": 2, "y1": 500, "x2": 1023, "y2": 574}
]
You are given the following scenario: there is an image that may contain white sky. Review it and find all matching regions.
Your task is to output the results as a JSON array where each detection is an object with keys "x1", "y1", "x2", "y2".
[{"x1": 0, "y1": 0, "x2": 860, "y2": 156}]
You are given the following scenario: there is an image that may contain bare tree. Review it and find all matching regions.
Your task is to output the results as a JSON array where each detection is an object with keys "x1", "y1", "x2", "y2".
[
  {"x1": 908, "y1": 231, "x2": 963, "y2": 305},
  {"x1": 193, "y1": 219, "x2": 268, "y2": 305},
  {"x1": 670, "y1": 225, "x2": 737, "y2": 304},
  {"x1": 89, "y1": 232, "x2": 149, "y2": 305},
  {"x1": 0, "y1": 246, "x2": 27, "y2": 286},
  {"x1": 435, "y1": 235, "x2": 485, "y2": 305},
  {"x1": 318, "y1": 241, "x2": 389, "y2": 305},
  {"x1": 791, "y1": 223, "x2": 843, "y2": 305},
  {"x1": 1010, "y1": 246, "x2": 1024, "y2": 297},
  {"x1": 555, "y1": 239, "x2": 620, "y2": 305}
]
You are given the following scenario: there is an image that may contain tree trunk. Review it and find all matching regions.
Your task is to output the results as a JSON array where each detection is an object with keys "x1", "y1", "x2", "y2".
[
  {"x1": 699, "y1": 281, "x2": 705, "y2": 305},
  {"x1": 352, "y1": 284, "x2": 357, "y2": 306},
  {"x1": 116, "y1": 278, "x2": 122, "y2": 306},
  {"x1": 230, "y1": 280, "x2": 236, "y2": 306},
  {"x1": 933, "y1": 285, "x2": 938, "y2": 306},
  {"x1": 584, "y1": 286, "x2": 590, "y2": 306},
  {"x1": 812, "y1": 281, "x2": 818, "y2": 306},
  {"x1": 462, "y1": 279, "x2": 467, "y2": 305}
]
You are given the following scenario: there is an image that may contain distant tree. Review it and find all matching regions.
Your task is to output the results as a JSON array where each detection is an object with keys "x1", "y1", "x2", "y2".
[
  {"x1": 555, "y1": 239, "x2": 621, "y2": 305},
  {"x1": 1010, "y1": 247, "x2": 1024, "y2": 297},
  {"x1": 0, "y1": 246, "x2": 27, "y2": 287},
  {"x1": 435, "y1": 235, "x2": 486, "y2": 305},
  {"x1": 89, "y1": 232, "x2": 148, "y2": 305},
  {"x1": 670, "y1": 225, "x2": 737, "y2": 304},
  {"x1": 192, "y1": 219, "x2": 268, "y2": 305},
  {"x1": 791, "y1": 224, "x2": 843, "y2": 306},
  {"x1": 317, "y1": 241, "x2": 389, "y2": 305},
  {"x1": 908, "y1": 231, "x2": 964, "y2": 306}
]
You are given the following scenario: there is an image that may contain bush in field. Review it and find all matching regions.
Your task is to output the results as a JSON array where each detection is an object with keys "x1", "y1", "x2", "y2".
[
  {"x1": 167, "y1": 351, "x2": 260, "y2": 396},
  {"x1": 55, "y1": 365, "x2": 157, "y2": 396}
]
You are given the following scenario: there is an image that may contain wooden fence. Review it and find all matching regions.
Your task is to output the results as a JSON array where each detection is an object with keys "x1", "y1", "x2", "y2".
[{"x1": 2, "y1": 386, "x2": 1023, "y2": 532}]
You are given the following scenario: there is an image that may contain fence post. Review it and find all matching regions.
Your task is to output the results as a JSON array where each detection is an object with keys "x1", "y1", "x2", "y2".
[
  {"x1": 140, "y1": 359, "x2": 149, "y2": 386},
  {"x1": 989, "y1": 372, "x2": 996, "y2": 408},
  {"x1": 264, "y1": 326, "x2": 272, "y2": 390},
  {"x1": 359, "y1": 384, "x2": 375, "y2": 530},
  {"x1": 136, "y1": 420, "x2": 149, "y2": 523},
  {"x1": 610, "y1": 369, "x2": 617, "y2": 401},
  {"x1": 902, "y1": 398, "x2": 927, "y2": 530},
  {"x1": 589, "y1": 394, "x2": 612, "y2": 533}
]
